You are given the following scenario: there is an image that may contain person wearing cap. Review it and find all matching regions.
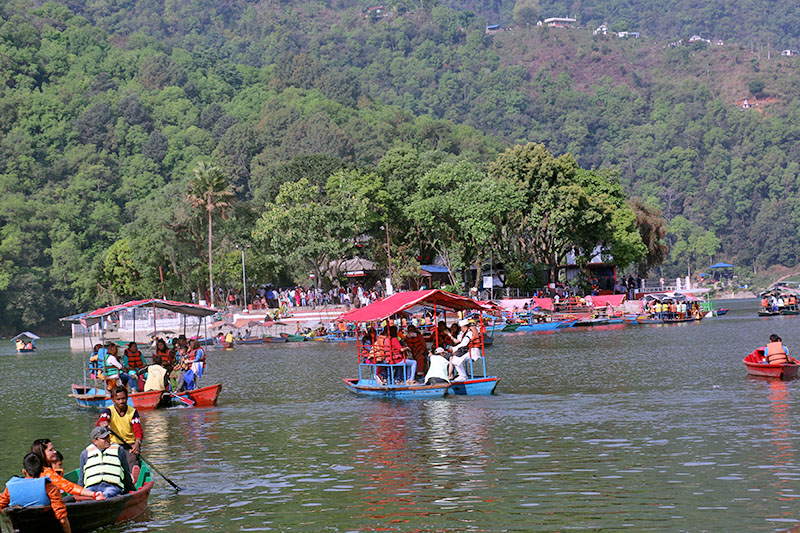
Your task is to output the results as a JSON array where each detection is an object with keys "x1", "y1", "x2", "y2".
[
  {"x1": 78, "y1": 426, "x2": 135, "y2": 498},
  {"x1": 424, "y1": 347, "x2": 451, "y2": 385},
  {"x1": 449, "y1": 319, "x2": 482, "y2": 381}
]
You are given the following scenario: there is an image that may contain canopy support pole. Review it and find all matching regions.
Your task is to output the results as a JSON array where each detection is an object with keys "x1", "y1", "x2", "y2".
[
  {"x1": 133, "y1": 307, "x2": 136, "y2": 345},
  {"x1": 152, "y1": 302, "x2": 157, "y2": 342}
]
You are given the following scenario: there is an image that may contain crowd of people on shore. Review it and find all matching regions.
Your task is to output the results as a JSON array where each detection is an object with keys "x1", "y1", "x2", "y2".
[
  {"x1": 0, "y1": 386, "x2": 144, "y2": 532},
  {"x1": 201, "y1": 281, "x2": 388, "y2": 312}
]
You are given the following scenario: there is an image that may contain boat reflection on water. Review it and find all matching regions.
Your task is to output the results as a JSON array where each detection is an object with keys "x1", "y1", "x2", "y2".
[
  {"x1": 352, "y1": 399, "x2": 494, "y2": 528},
  {"x1": 766, "y1": 380, "x2": 794, "y2": 507}
]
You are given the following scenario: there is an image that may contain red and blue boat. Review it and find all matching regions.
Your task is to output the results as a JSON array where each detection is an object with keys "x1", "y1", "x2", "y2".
[{"x1": 339, "y1": 289, "x2": 499, "y2": 398}]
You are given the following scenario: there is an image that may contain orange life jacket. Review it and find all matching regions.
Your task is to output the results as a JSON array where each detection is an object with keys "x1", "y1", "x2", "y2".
[
  {"x1": 154, "y1": 348, "x2": 173, "y2": 366},
  {"x1": 761, "y1": 298, "x2": 768, "y2": 307},
  {"x1": 766, "y1": 342, "x2": 790, "y2": 364},
  {"x1": 124, "y1": 348, "x2": 145, "y2": 370},
  {"x1": 405, "y1": 332, "x2": 427, "y2": 357},
  {"x1": 467, "y1": 326, "x2": 482, "y2": 349}
]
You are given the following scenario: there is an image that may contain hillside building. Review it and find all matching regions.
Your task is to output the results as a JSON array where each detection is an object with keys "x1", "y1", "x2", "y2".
[{"x1": 543, "y1": 17, "x2": 576, "y2": 28}]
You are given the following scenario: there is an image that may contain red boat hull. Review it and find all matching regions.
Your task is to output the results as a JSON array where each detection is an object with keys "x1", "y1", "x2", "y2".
[
  {"x1": 71, "y1": 384, "x2": 222, "y2": 410},
  {"x1": 743, "y1": 349, "x2": 800, "y2": 379},
  {"x1": 173, "y1": 383, "x2": 222, "y2": 407}
]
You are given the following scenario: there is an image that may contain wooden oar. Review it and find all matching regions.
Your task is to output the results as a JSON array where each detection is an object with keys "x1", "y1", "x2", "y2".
[{"x1": 106, "y1": 427, "x2": 183, "y2": 492}]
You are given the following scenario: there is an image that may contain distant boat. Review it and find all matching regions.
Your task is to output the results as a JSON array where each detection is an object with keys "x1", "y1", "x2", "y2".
[{"x1": 12, "y1": 331, "x2": 39, "y2": 353}]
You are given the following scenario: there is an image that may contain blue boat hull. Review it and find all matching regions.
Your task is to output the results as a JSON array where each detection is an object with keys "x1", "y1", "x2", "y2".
[
  {"x1": 69, "y1": 386, "x2": 134, "y2": 408},
  {"x1": 342, "y1": 378, "x2": 448, "y2": 398},
  {"x1": 448, "y1": 377, "x2": 500, "y2": 395},
  {"x1": 516, "y1": 322, "x2": 563, "y2": 332}
]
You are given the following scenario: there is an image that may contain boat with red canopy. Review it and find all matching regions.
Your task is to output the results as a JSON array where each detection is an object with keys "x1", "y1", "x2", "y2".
[
  {"x1": 743, "y1": 348, "x2": 800, "y2": 379},
  {"x1": 339, "y1": 289, "x2": 499, "y2": 398},
  {"x1": 61, "y1": 298, "x2": 222, "y2": 409}
]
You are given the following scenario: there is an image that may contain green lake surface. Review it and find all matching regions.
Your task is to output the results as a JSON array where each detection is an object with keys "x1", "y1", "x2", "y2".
[{"x1": 2, "y1": 298, "x2": 799, "y2": 531}]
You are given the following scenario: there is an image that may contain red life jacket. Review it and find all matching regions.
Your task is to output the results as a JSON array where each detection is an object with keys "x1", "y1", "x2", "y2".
[
  {"x1": 381, "y1": 336, "x2": 404, "y2": 364},
  {"x1": 766, "y1": 342, "x2": 790, "y2": 364},
  {"x1": 405, "y1": 333, "x2": 427, "y2": 357}
]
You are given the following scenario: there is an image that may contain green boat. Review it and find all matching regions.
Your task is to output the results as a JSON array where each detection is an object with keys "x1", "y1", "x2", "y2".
[
  {"x1": 501, "y1": 323, "x2": 520, "y2": 332},
  {"x1": 280, "y1": 333, "x2": 308, "y2": 342},
  {"x1": 1, "y1": 463, "x2": 153, "y2": 532}
]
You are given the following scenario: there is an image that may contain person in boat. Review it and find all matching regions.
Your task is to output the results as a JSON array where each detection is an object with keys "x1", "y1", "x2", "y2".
[
  {"x1": 153, "y1": 338, "x2": 174, "y2": 370},
  {"x1": 97, "y1": 386, "x2": 143, "y2": 479},
  {"x1": 25, "y1": 341, "x2": 34, "y2": 350},
  {"x1": 424, "y1": 347, "x2": 451, "y2": 385},
  {"x1": 29, "y1": 439, "x2": 105, "y2": 501},
  {"x1": 179, "y1": 338, "x2": 206, "y2": 391},
  {"x1": 143, "y1": 358, "x2": 169, "y2": 391},
  {"x1": 0, "y1": 452, "x2": 72, "y2": 533},
  {"x1": 88, "y1": 343, "x2": 105, "y2": 379},
  {"x1": 373, "y1": 326, "x2": 408, "y2": 385},
  {"x1": 225, "y1": 330, "x2": 235, "y2": 346},
  {"x1": 15, "y1": 338, "x2": 24, "y2": 351},
  {"x1": 123, "y1": 342, "x2": 146, "y2": 391},
  {"x1": 434, "y1": 321, "x2": 456, "y2": 349},
  {"x1": 104, "y1": 343, "x2": 135, "y2": 392},
  {"x1": 763, "y1": 334, "x2": 791, "y2": 364},
  {"x1": 360, "y1": 326, "x2": 377, "y2": 355},
  {"x1": 170, "y1": 343, "x2": 189, "y2": 389},
  {"x1": 449, "y1": 319, "x2": 483, "y2": 382},
  {"x1": 79, "y1": 426, "x2": 135, "y2": 499},
  {"x1": 404, "y1": 324, "x2": 427, "y2": 380}
]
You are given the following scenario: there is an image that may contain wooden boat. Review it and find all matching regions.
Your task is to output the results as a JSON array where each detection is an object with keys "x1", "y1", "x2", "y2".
[
  {"x1": 70, "y1": 383, "x2": 222, "y2": 409},
  {"x1": 12, "y1": 331, "x2": 39, "y2": 353},
  {"x1": 343, "y1": 377, "x2": 449, "y2": 398},
  {"x1": 516, "y1": 320, "x2": 570, "y2": 332},
  {"x1": 758, "y1": 310, "x2": 781, "y2": 317},
  {"x1": 716, "y1": 308, "x2": 729, "y2": 315},
  {"x1": 501, "y1": 323, "x2": 520, "y2": 332},
  {"x1": 0, "y1": 463, "x2": 153, "y2": 533},
  {"x1": 236, "y1": 337, "x2": 264, "y2": 345},
  {"x1": 743, "y1": 349, "x2": 800, "y2": 379},
  {"x1": 339, "y1": 289, "x2": 498, "y2": 398},
  {"x1": 265, "y1": 336, "x2": 287, "y2": 343},
  {"x1": 280, "y1": 333, "x2": 308, "y2": 342},
  {"x1": 780, "y1": 308, "x2": 800, "y2": 315},
  {"x1": 573, "y1": 317, "x2": 610, "y2": 327}
]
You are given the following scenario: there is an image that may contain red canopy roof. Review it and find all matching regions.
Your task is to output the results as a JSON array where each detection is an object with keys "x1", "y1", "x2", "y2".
[
  {"x1": 589, "y1": 295, "x2": 626, "y2": 307},
  {"x1": 337, "y1": 290, "x2": 487, "y2": 323},
  {"x1": 62, "y1": 299, "x2": 218, "y2": 327}
]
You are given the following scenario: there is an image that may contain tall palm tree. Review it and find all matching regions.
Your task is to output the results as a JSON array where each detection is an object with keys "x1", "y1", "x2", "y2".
[{"x1": 187, "y1": 161, "x2": 234, "y2": 308}]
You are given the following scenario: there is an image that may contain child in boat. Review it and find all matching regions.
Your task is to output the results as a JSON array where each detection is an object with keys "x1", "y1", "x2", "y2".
[{"x1": 0, "y1": 452, "x2": 71, "y2": 533}]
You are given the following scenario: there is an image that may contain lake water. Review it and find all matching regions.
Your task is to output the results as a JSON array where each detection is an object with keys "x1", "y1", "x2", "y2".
[{"x1": 2, "y1": 298, "x2": 800, "y2": 531}]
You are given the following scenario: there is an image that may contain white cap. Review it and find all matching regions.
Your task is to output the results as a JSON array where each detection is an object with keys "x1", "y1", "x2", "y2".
[{"x1": 458, "y1": 319, "x2": 470, "y2": 327}]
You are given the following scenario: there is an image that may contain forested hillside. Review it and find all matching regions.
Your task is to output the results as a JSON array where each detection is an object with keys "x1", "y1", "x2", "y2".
[{"x1": 1, "y1": 0, "x2": 799, "y2": 330}]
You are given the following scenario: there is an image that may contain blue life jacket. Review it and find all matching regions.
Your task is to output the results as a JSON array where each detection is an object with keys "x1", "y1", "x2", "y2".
[{"x1": 6, "y1": 476, "x2": 50, "y2": 507}]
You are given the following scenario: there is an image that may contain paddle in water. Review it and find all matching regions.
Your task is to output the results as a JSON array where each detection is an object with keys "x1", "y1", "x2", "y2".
[{"x1": 106, "y1": 427, "x2": 183, "y2": 492}]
